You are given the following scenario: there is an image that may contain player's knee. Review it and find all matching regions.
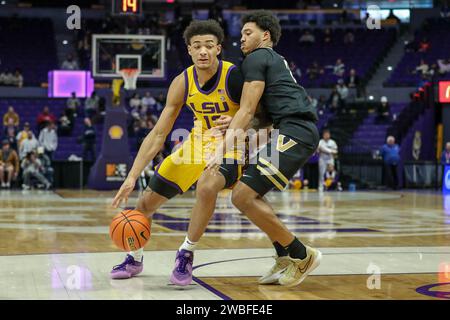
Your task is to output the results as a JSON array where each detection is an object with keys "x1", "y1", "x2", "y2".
[
  {"x1": 137, "y1": 196, "x2": 157, "y2": 217},
  {"x1": 196, "y1": 182, "x2": 218, "y2": 201},
  {"x1": 231, "y1": 188, "x2": 251, "y2": 210}
]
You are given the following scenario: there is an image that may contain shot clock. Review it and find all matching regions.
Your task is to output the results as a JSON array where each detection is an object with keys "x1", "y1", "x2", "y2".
[{"x1": 112, "y1": 0, "x2": 143, "y2": 15}]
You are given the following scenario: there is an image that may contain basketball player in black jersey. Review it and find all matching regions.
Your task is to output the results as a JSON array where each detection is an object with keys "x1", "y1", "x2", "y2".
[{"x1": 207, "y1": 10, "x2": 321, "y2": 287}]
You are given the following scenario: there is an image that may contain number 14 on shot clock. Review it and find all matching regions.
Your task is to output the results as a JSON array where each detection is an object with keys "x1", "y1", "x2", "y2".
[{"x1": 112, "y1": 0, "x2": 142, "y2": 15}]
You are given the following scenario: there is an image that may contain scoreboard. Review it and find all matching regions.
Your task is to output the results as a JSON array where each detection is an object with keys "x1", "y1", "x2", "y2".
[{"x1": 112, "y1": 0, "x2": 143, "y2": 15}]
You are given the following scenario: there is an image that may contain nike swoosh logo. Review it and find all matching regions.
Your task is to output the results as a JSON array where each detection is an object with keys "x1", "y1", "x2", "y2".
[
  {"x1": 299, "y1": 256, "x2": 313, "y2": 273},
  {"x1": 140, "y1": 231, "x2": 148, "y2": 241},
  {"x1": 189, "y1": 93, "x2": 196, "y2": 97},
  {"x1": 242, "y1": 175, "x2": 252, "y2": 178}
]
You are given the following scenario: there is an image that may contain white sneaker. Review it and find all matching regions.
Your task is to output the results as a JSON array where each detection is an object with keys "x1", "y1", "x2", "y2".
[
  {"x1": 5, "y1": 182, "x2": 10, "y2": 188},
  {"x1": 22, "y1": 184, "x2": 30, "y2": 190},
  {"x1": 1, "y1": 182, "x2": 6, "y2": 188},
  {"x1": 279, "y1": 246, "x2": 322, "y2": 287},
  {"x1": 258, "y1": 256, "x2": 291, "y2": 285}
]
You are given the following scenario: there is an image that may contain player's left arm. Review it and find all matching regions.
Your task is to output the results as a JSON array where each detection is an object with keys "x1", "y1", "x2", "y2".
[
  {"x1": 206, "y1": 80, "x2": 264, "y2": 169},
  {"x1": 212, "y1": 66, "x2": 246, "y2": 133},
  {"x1": 227, "y1": 80, "x2": 265, "y2": 132}
]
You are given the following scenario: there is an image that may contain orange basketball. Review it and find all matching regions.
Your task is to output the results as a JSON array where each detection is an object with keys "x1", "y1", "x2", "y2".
[{"x1": 109, "y1": 209, "x2": 151, "y2": 251}]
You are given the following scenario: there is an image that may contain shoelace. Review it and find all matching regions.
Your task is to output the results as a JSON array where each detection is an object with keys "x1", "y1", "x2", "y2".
[
  {"x1": 112, "y1": 255, "x2": 134, "y2": 271},
  {"x1": 177, "y1": 254, "x2": 191, "y2": 274}
]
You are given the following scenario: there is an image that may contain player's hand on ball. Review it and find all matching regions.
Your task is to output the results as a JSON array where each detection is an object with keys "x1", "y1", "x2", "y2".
[{"x1": 112, "y1": 176, "x2": 136, "y2": 208}]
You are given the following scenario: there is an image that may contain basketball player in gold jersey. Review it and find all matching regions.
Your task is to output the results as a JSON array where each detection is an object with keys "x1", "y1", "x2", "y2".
[{"x1": 110, "y1": 20, "x2": 245, "y2": 285}]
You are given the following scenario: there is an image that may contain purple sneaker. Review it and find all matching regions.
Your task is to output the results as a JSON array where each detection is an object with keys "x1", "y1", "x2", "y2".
[
  {"x1": 110, "y1": 254, "x2": 143, "y2": 279},
  {"x1": 170, "y1": 249, "x2": 194, "y2": 286}
]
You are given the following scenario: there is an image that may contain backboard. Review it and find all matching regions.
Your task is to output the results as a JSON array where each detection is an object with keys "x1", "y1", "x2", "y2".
[{"x1": 92, "y1": 34, "x2": 166, "y2": 79}]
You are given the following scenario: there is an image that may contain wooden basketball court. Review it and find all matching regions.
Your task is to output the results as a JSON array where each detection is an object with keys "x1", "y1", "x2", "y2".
[{"x1": 0, "y1": 189, "x2": 449, "y2": 300}]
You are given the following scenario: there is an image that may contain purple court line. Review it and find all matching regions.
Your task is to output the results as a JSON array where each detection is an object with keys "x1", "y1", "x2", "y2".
[
  {"x1": 415, "y1": 282, "x2": 450, "y2": 300},
  {"x1": 192, "y1": 256, "x2": 270, "y2": 301},
  {"x1": 192, "y1": 276, "x2": 232, "y2": 301}
]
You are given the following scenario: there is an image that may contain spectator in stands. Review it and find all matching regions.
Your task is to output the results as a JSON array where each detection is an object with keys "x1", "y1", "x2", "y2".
[
  {"x1": 37, "y1": 106, "x2": 57, "y2": 132},
  {"x1": 0, "y1": 140, "x2": 19, "y2": 188},
  {"x1": 135, "y1": 120, "x2": 150, "y2": 150},
  {"x1": 11, "y1": 69, "x2": 24, "y2": 87},
  {"x1": 81, "y1": 117, "x2": 96, "y2": 161},
  {"x1": 323, "y1": 163, "x2": 342, "y2": 191},
  {"x1": 323, "y1": 28, "x2": 332, "y2": 44},
  {"x1": 66, "y1": 91, "x2": 81, "y2": 119},
  {"x1": 340, "y1": 9, "x2": 349, "y2": 23},
  {"x1": 0, "y1": 69, "x2": 14, "y2": 86},
  {"x1": 61, "y1": 53, "x2": 80, "y2": 70},
  {"x1": 327, "y1": 86, "x2": 342, "y2": 113},
  {"x1": 441, "y1": 142, "x2": 450, "y2": 165},
  {"x1": 412, "y1": 59, "x2": 430, "y2": 76},
  {"x1": 4, "y1": 123, "x2": 18, "y2": 151},
  {"x1": 58, "y1": 114, "x2": 72, "y2": 136},
  {"x1": 3, "y1": 106, "x2": 20, "y2": 127},
  {"x1": 19, "y1": 132, "x2": 39, "y2": 160},
  {"x1": 289, "y1": 169, "x2": 308, "y2": 190},
  {"x1": 306, "y1": 61, "x2": 324, "y2": 80},
  {"x1": 333, "y1": 58, "x2": 346, "y2": 77},
  {"x1": 36, "y1": 146, "x2": 54, "y2": 186},
  {"x1": 376, "y1": 96, "x2": 391, "y2": 124},
  {"x1": 289, "y1": 61, "x2": 302, "y2": 82},
  {"x1": 343, "y1": 30, "x2": 355, "y2": 44},
  {"x1": 154, "y1": 93, "x2": 165, "y2": 112},
  {"x1": 38, "y1": 122, "x2": 58, "y2": 161},
  {"x1": 380, "y1": 136, "x2": 400, "y2": 190},
  {"x1": 129, "y1": 93, "x2": 142, "y2": 109},
  {"x1": 346, "y1": 68, "x2": 360, "y2": 89},
  {"x1": 318, "y1": 129, "x2": 338, "y2": 192},
  {"x1": 16, "y1": 122, "x2": 32, "y2": 148},
  {"x1": 299, "y1": 30, "x2": 315, "y2": 45},
  {"x1": 141, "y1": 92, "x2": 156, "y2": 113},
  {"x1": 418, "y1": 37, "x2": 430, "y2": 53},
  {"x1": 336, "y1": 79, "x2": 349, "y2": 107},
  {"x1": 84, "y1": 91, "x2": 99, "y2": 119},
  {"x1": 437, "y1": 58, "x2": 450, "y2": 75},
  {"x1": 21, "y1": 151, "x2": 51, "y2": 190},
  {"x1": 0, "y1": 70, "x2": 6, "y2": 85},
  {"x1": 147, "y1": 115, "x2": 157, "y2": 130},
  {"x1": 316, "y1": 95, "x2": 328, "y2": 115}
]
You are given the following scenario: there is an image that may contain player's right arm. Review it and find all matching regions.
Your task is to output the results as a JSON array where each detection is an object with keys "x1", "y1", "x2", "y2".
[{"x1": 112, "y1": 73, "x2": 185, "y2": 208}]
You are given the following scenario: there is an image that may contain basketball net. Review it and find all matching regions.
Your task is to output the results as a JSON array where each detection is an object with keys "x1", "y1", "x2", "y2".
[{"x1": 119, "y1": 68, "x2": 140, "y2": 90}]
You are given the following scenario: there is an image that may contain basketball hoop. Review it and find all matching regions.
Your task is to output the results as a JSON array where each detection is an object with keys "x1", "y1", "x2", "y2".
[{"x1": 119, "y1": 68, "x2": 140, "y2": 90}]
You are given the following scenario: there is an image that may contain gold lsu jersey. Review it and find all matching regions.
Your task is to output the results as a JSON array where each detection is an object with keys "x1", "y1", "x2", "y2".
[
  {"x1": 154, "y1": 60, "x2": 243, "y2": 193},
  {"x1": 184, "y1": 60, "x2": 240, "y2": 132}
]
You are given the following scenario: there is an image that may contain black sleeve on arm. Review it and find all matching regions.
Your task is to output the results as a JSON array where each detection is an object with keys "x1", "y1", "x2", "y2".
[
  {"x1": 227, "y1": 67, "x2": 244, "y2": 103},
  {"x1": 241, "y1": 49, "x2": 269, "y2": 82}
]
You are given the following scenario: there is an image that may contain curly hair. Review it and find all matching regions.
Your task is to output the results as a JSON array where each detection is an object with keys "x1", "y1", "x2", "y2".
[
  {"x1": 241, "y1": 10, "x2": 282, "y2": 46},
  {"x1": 183, "y1": 19, "x2": 225, "y2": 46}
]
